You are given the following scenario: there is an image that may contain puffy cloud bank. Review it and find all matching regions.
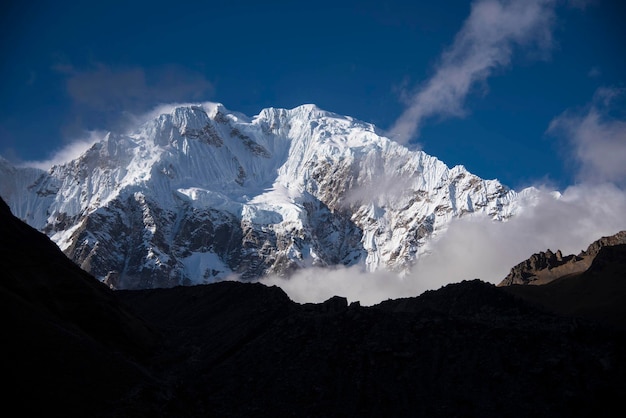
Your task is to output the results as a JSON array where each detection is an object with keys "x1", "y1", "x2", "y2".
[
  {"x1": 262, "y1": 184, "x2": 626, "y2": 306},
  {"x1": 264, "y1": 84, "x2": 626, "y2": 306},
  {"x1": 548, "y1": 87, "x2": 626, "y2": 187}
]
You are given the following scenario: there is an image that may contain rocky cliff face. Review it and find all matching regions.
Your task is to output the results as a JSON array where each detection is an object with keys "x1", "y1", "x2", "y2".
[
  {"x1": 0, "y1": 103, "x2": 533, "y2": 289},
  {"x1": 580, "y1": 231, "x2": 626, "y2": 258},
  {"x1": 499, "y1": 230, "x2": 626, "y2": 286}
]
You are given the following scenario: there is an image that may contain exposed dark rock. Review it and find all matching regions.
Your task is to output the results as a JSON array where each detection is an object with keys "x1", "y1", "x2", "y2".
[
  {"x1": 230, "y1": 127, "x2": 271, "y2": 157},
  {"x1": 503, "y1": 244, "x2": 626, "y2": 329},
  {"x1": 499, "y1": 230, "x2": 626, "y2": 286},
  {"x1": 581, "y1": 230, "x2": 626, "y2": 258},
  {"x1": 181, "y1": 123, "x2": 224, "y2": 146}
]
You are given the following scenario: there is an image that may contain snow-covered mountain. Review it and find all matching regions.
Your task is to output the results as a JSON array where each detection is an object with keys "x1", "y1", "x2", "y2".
[{"x1": 0, "y1": 103, "x2": 535, "y2": 289}]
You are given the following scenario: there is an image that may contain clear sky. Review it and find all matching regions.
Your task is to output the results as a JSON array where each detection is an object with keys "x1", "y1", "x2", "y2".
[{"x1": 1, "y1": 0, "x2": 624, "y2": 190}]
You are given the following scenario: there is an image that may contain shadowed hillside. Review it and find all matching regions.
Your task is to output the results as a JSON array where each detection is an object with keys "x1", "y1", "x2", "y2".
[
  {"x1": 501, "y1": 240, "x2": 626, "y2": 329},
  {"x1": 2, "y1": 196, "x2": 625, "y2": 417}
]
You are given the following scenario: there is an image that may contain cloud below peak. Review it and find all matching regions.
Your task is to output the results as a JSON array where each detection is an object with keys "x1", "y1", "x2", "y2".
[{"x1": 263, "y1": 183, "x2": 626, "y2": 306}]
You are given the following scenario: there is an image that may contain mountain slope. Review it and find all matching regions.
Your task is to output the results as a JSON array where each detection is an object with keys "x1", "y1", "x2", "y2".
[
  {"x1": 3, "y1": 198, "x2": 625, "y2": 417},
  {"x1": 499, "y1": 230, "x2": 626, "y2": 286},
  {"x1": 0, "y1": 196, "x2": 161, "y2": 416},
  {"x1": 500, "y1": 231, "x2": 626, "y2": 328},
  {"x1": 0, "y1": 103, "x2": 533, "y2": 289}
]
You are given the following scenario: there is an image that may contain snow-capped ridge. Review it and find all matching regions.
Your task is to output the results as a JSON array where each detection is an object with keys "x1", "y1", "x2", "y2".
[{"x1": 0, "y1": 102, "x2": 535, "y2": 289}]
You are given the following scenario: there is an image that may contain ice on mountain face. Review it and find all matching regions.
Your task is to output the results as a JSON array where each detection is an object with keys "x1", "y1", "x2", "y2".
[
  {"x1": 0, "y1": 102, "x2": 532, "y2": 289},
  {"x1": 0, "y1": 157, "x2": 56, "y2": 229},
  {"x1": 180, "y1": 251, "x2": 231, "y2": 284}
]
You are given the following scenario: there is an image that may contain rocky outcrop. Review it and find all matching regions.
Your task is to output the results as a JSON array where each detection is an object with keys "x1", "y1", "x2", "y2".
[
  {"x1": 580, "y1": 230, "x2": 626, "y2": 258},
  {"x1": 502, "y1": 243, "x2": 626, "y2": 329},
  {"x1": 499, "y1": 230, "x2": 626, "y2": 286}
]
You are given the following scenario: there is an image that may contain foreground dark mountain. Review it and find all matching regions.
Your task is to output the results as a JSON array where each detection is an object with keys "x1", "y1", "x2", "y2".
[
  {"x1": 0, "y1": 197, "x2": 160, "y2": 416},
  {"x1": 2, "y1": 196, "x2": 625, "y2": 417},
  {"x1": 500, "y1": 231, "x2": 626, "y2": 329}
]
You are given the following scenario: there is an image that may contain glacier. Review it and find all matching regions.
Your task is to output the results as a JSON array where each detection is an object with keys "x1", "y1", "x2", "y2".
[{"x1": 0, "y1": 102, "x2": 535, "y2": 289}]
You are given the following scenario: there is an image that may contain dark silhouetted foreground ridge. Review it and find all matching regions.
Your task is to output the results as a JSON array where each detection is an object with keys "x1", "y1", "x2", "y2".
[{"x1": 2, "y1": 197, "x2": 625, "y2": 417}]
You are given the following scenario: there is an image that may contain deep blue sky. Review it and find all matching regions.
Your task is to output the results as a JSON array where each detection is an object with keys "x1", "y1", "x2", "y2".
[{"x1": 1, "y1": 0, "x2": 624, "y2": 190}]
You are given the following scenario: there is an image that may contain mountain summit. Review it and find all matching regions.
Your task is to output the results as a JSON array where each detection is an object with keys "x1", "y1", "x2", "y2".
[{"x1": 0, "y1": 103, "x2": 533, "y2": 289}]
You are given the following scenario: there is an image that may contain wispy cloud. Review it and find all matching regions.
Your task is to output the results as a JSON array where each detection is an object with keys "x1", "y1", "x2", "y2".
[
  {"x1": 51, "y1": 63, "x2": 214, "y2": 141},
  {"x1": 20, "y1": 62, "x2": 217, "y2": 170},
  {"x1": 341, "y1": 171, "x2": 415, "y2": 208},
  {"x1": 548, "y1": 87, "x2": 626, "y2": 186},
  {"x1": 55, "y1": 63, "x2": 214, "y2": 113},
  {"x1": 587, "y1": 66, "x2": 601, "y2": 78},
  {"x1": 388, "y1": 0, "x2": 557, "y2": 144},
  {"x1": 21, "y1": 130, "x2": 105, "y2": 170}
]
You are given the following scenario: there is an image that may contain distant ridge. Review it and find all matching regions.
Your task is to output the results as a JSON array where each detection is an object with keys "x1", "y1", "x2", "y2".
[
  {"x1": 499, "y1": 230, "x2": 626, "y2": 286},
  {"x1": 499, "y1": 230, "x2": 626, "y2": 329}
]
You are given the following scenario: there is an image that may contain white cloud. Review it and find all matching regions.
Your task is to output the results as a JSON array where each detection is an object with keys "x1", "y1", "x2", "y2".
[
  {"x1": 269, "y1": 84, "x2": 626, "y2": 307},
  {"x1": 548, "y1": 87, "x2": 626, "y2": 186},
  {"x1": 388, "y1": 0, "x2": 557, "y2": 144},
  {"x1": 587, "y1": 66, "x2": 601, "y2": 78},
  {"x1": 341, "y1": 171, "x2": 415, "y2": 208},
  {"x1": 262, "y1": 184, "x2": 626, "y2": 306},
  {"x1": 412, "y1": 183, "x2": 626, "y2": 284},
  {"x1": 132, "y1": 101, "x2": 216, "y2": 123},
  {"x1": 261, "y1": 265, "x2": 404, "y2": 306},
  {"x1": 50, "y1": 63, "x2": 215, "y2": 142},
  {"x1": 21, "y1": 130, "x2": 105, "y2": 170},
  {"x1": 56, "y1": 64, "x2": 214, "y2": 113}
]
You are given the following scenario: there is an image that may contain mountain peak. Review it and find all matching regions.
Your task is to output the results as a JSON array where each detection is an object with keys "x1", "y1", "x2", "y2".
[
  {"x1": 287, "y1": 103, "x2": 357, "y2": 124},
  {"x1": 1, "y1": 102, "x2": 532, "y2": 289},
  {"x1": 142, "y1": 102, "x2": 248, "y2": 130},
  {"x1": 290, "y1": 103, "x2": 326, "y2": 115}
]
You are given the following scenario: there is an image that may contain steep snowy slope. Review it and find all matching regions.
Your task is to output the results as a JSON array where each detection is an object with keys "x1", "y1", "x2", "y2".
[{"x1": 0, "y1": 103, "x2": 534, "y2": 289}]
